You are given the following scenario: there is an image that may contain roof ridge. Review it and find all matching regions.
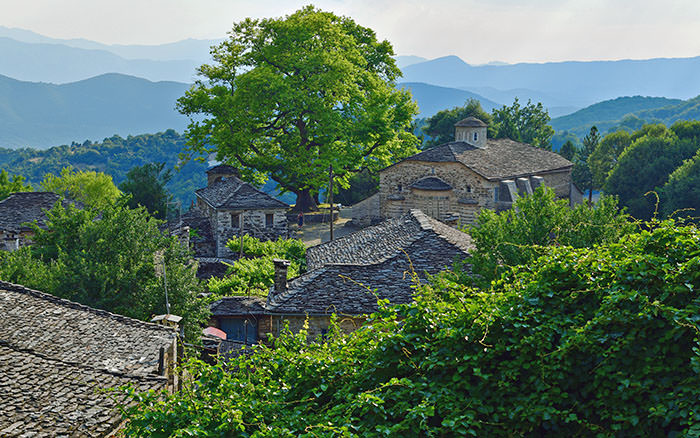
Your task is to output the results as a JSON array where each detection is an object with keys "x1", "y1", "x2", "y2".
[{"x1": 0, "y1": 281, "x2": 177, "y2": 334}]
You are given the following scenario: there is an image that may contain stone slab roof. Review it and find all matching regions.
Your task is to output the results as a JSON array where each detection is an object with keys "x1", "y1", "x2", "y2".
[
  {"x1": 455, "y1": 116, "x2": 487, "y2": 127},
  {"x1": 410, "y1": 176, "x2": 453, "y2": 191},
  {"x1": 211, "y1": 296, "x2": 267, "y2": 316},
  {"x1": 0, "y1": 281, "x2": 177, "y2": 437},
  {"x1": 386, "y1": 139, "x2": 572, "y2": 181},
  {"x1": 196, "y1": 178, "x2": 289, "y2": 211},
  {"x1": 269, "y1": 210, "x2": 473, "y2": 314},
  {"x1": 306, "y1": 209, "x2": 473, "y2": 271},
  {"x1": 0, "y1": 192, "x2": 75, "y2": 232}
]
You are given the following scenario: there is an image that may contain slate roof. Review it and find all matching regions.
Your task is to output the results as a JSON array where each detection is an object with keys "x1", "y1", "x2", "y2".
[
  {"x1": 454, "y1": 116, "x2": 487, "y2": 127},
  {"x1": 410, "y1": 176, "x2": 453, "y2": 191},
  {"x1": 211, "y1": 296, "x2": 267, "y2": 316},
  {"x1": 0, "y1": 281, "x2": 176, "y2": 437},
  {"x1": 195, "y1": 178, "x2": 289, "y2": 210},
  {"x1": 0, "y1": 192, "x2": 75, "y2": 232},
  {"x1": 206, "y1": 164, "x2": 239, "y2": 175},
  {"x1": 387, "y1": 139, "x2": 573, "y2": 181},
  {"x1": 269, "y1": 210, "x2": 473, "y2": 314}
]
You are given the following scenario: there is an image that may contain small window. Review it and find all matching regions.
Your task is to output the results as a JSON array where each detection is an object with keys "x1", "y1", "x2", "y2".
[
  {"x1": 473, "y1": 132, "x2": 478, "y2": 142},
  {"x1": 230, "y1": 213, "x2": 239, "y2": 227},
  {"x1": 265, "y1": 213, "x2": 274, "y2": 227},
  {"x1": 494, "y1": 187, "x2": 500, "y2": 202},
  {"x1": 397, "y1": 184, "x2": 402, "y2": 192},
  {"x1": 466, "y1": 185, "x2": 472, "y2": 193},
  {"x1": 431, "y1": 168, "x2": 435, "y2": 174}
]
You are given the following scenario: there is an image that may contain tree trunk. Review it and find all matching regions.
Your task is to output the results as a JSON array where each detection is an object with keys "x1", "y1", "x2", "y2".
[
  {"x1": 588, "y1": 188, "x2": 593, "y2": 205},
  {"x1": 293, "y1": 189, "x2": 319, "y2": 212}
]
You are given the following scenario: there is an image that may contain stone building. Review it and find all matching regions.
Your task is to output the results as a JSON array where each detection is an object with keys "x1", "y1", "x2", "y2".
[
  {"x1": 352, "y1": 117, "x2": 580, "y2": 226},
  {"x1": 0, "y1": 281, "x2": 179, "y2": 437},
  {"x1": 0, "y1": 192, "x2": 77, "y2": 250},
  {"x1": 210, "y1": 210, "x2": 474, "y2": 344},
  {"x1": 182, "y1": 165, "x2": 290, "y2": 259}
]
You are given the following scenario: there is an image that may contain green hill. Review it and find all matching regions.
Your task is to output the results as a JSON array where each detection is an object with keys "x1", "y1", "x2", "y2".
[{"x1": 550, "y1": 96, "x2": 682, "y2": 137}]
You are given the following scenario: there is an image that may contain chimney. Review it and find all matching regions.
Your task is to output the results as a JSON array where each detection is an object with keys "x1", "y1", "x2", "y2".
[{"x1": 269, "y1": 258, "x2": 290, "y2": 303}]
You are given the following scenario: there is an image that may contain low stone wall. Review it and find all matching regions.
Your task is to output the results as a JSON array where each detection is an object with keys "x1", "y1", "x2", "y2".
[{"x1": 349, "y1": 193, "x2": 381, "y2": 227}]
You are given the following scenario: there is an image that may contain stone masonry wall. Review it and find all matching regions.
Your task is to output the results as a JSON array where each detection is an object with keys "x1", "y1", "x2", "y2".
[
  {"x1": 257, "y1": 314, "x2": 367, "y2": 343},
  {"x1": 215, "y1": 209, "x2": 288, "y2": 258}
]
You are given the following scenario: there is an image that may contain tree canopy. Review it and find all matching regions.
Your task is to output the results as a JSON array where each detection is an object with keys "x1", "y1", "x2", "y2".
[
  {"x1": 40, "y1": 166, "x2": 121, "y2": 210},
  {"x1": 177, "y1": 6, "x2": 419, "y2": 211},
  {"x1": 421, "y1": 98, "x2": 494, "y2": 148},
  {"x1": 491, "y1": 98, "x2": 555, "y2": 149},
  {"x1": 119, "y1": 162, "x2": 173, "y2": 220},
  {"x1": 661, "y1": 148, "x2": 700, "y2": 221},
  {"x1": 571, "y1": 126, "x2": 601, "y2": 202},
  {"x1": 0, "y1": 170, "x2": 32, "y2": 200}
]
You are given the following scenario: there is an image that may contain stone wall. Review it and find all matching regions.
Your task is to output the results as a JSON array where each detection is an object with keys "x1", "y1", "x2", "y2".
[
  {"x1": 380, "y1": 161, "x2": 497, "y2": 226},
  {"x1": 349, "y1": 193, "x2": 381, "y2": 227},
  {"x1": 212, "y1": 208, "x2": 288, "y2": 258},
  {"x1": 258, "y1": 314, "x2": 367, "y2": 343}
]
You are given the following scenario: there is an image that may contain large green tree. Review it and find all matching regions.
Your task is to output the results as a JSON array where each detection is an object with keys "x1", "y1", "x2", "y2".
[
  {"x1": 661, "y1": 148, "x2": 700, "y2": 221},
  {"x1": 41, "y1": 166, "x2": 121, "y2": 210},
  {"x1": 119, "y1": 162, "x2": 173, "y2": 219},
  {"x1": 604, "y1": 127, "x2": 698, "y2": 220},
  {"x1": 177, "y1": 7, "x2": 419, "y2": 211},
  {"x1": 422, "y1": 98, "x2": 494, "y2": 148},
  {"x1": 588, "y1": 130, "x2": 632, "y2": 190},
  {"x1": 572, "y1": 126, "x2": 601, "y2": 203},
  {"x1": 491, "y1": 98, "x2": 555, "y2": 149}
]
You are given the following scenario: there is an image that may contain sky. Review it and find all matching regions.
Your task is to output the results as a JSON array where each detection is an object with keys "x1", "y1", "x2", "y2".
[{"x1": 2, "y1": 0, "x2": 700, "y2": 64}]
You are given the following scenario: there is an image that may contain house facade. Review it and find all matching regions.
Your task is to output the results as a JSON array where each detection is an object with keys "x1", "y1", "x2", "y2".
[
  {"x1": 190, "y1": 165, "x2": 290, "y2": 258},
  {"x1": 352, "y1": 117, "x2": 580, "y2": 227}
]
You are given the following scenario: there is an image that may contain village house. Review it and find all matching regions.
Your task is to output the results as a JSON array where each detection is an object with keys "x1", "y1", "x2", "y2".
[
  {"x1": 209, "y1": 209, "x2": 474, "y2": 344},
  {"x1": 0, "y1": 281, "x2": 179, "y2": 437},
  {"x1": 351, "y1": 117, "x2": 581, "y2": 226},
  {"x1": 181, "y1": 165, "x2": 290, "y2": 259},
  {"x1": 0, "y1": 192, "x2": 77, "y2": 250}
]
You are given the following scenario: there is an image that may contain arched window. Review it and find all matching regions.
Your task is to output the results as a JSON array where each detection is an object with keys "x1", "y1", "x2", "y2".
[{"x1": 473, "y1": 132, "x2": 478, "y2": 142}]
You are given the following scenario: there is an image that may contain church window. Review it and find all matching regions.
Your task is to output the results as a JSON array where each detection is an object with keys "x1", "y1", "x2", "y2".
[
  {"x1": 266, "y1": 213, "x2": 274, "y2": 227},
  {"x1": 494, "y1": 187, "x2": 500, "y2": 202},
  {"x1": 230, "y1": 213, "x2": 240, "y2": 227},
  {"x1": 466, "y1": 185, "x2": 472, "y2": 193},
  {"x1": 397, "y1": 184, "x2": 402, "y2": 192},
  {"x1": 473, "y1": 132, "x2": 478, "y2": 142}
]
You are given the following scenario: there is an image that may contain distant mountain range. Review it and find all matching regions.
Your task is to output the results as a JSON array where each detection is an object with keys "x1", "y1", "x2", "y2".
[
  {"x1": 398, "y1": 82, "x2": 499, "y2": 117},
  {"x1": 0, "y1": 73, "x2": 190, "y2": 148},
  {"x1": 401, "y1": 55, "x2": 700, "y2": 108}
]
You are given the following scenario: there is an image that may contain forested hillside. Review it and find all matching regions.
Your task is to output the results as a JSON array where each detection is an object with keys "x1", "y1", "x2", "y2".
[{"x1": 0, "y1": 130, "x2": 206, "y2": 206}]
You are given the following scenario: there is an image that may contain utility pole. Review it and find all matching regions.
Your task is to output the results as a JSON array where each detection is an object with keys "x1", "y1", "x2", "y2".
[
  {"x1": 239, "y1": 211, "x2": 245, "y2": 259},
  {"x1": 329, "y1": 165, "x2": 334, "y2": 241}
]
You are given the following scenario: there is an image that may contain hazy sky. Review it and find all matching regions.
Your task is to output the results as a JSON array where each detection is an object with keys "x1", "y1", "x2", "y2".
[{"x1": 2, "y1": 0, "x2": 699, "y2": 64}]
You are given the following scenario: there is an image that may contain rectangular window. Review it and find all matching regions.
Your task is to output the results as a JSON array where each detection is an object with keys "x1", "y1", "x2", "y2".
[
  {"x1": 494, "y1": 187, "x2": 500, "y2": 202},
  {"x1": 266, "y1": 213, "x2": 274, "y2": 228},
  {"x1": 230, "y1": 213, "x2": 239, "y2": 228}
]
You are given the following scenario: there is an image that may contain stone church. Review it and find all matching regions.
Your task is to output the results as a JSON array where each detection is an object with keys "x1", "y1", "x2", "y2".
[{"x1": 352, "y1": 117, "x2": 580, "y2": 226}]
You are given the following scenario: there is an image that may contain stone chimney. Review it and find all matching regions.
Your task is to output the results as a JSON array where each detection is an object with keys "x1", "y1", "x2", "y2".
[
  {"x1": 206, "y1": 164, "x2": 240, "y2": 186},
  {"x1": 454, "y1": 117, "x2": 488, "y2": 148},
  {"x1": 269, "y1": 258, "x2": 290, "y2": 303}
]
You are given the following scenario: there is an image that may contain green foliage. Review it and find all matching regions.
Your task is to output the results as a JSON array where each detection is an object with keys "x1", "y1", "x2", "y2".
[
  {"x1": 491, "y1": 98, "x2": 555, "y2": 149},
  {"x1": 557, "y1": 140, "x2": 577, "y2": 161},
  {"x1": 661, "y1": 148, "x2": 700, "y2": 221},
  {"x1": 604, "y1": 127, "x2": 698, "y2": 220},
  {"x1": 588, "y1": 130, "x2": 632, "y2": 189},
  {"x1": 0, "y1": 169, "x2": 32, "y2": 200},
  {"x1": 119, "y1": 162, "x2": 173, "y2": 219},
  {"x1": 40, "y1": 166, "x2": 121, "y2": 210},
  {"x1": 122, "y1": 220, "x2": 700, "y2": 436},
  {"x1": 207, "y1": 236, "x2": 306, "y2": 296},
  {"x1": 571, "y1": 126, "x2": 600, "y2": 198},
  {"x1": 422, "y1": 98, "x2": 494, "y2": 148},
  {"x1": 0, "y1": 200, "x2": 208, "y2": 341},
  {"x1": 177, "y1": 6, "x2": 419, "y2": 211},
  {"x1": 335, "y1": 169, "x2": 378, "y2": 206},
  {"x1": 551, "y1": 130, "x2": 579, "y2": 152},
  {"x1": 467, "y1": 186, "x2": 633, "y2": 286}
]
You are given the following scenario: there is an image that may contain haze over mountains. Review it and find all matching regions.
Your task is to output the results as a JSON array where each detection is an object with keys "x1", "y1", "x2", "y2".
[{"x1": 2, "y1": 26, "x2": 700, "y2": 149}]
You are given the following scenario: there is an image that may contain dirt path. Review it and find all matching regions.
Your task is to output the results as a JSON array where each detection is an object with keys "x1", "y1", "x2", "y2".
[{"x1": 293, "y1": 208, "x2": 358, "y2": 247}]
